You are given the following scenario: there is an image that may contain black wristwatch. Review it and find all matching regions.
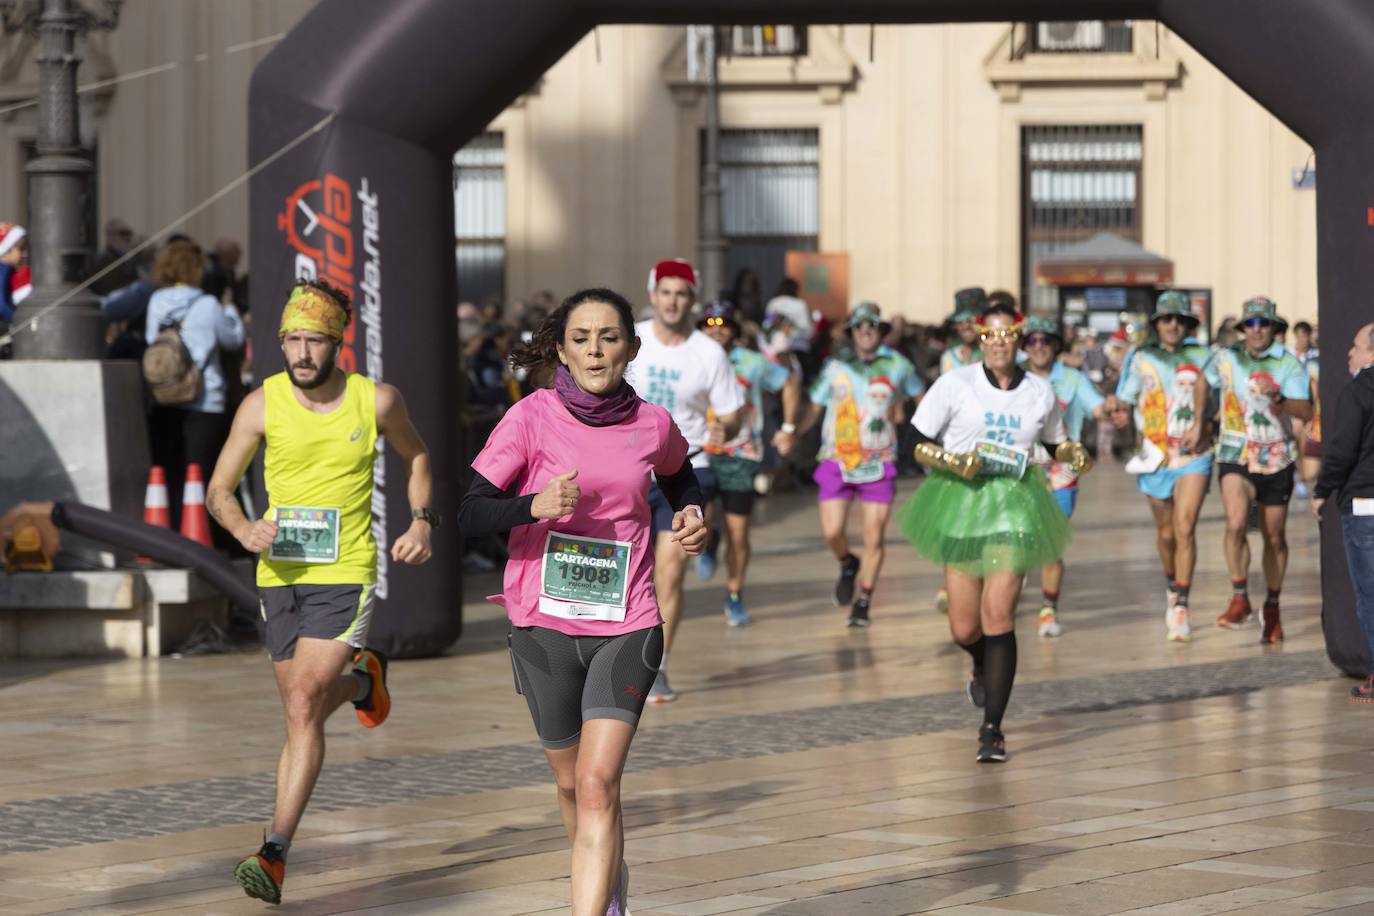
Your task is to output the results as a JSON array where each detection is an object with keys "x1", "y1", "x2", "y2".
[{"x1": 412, "y1": 507, "x2": 442, "y2": 529}]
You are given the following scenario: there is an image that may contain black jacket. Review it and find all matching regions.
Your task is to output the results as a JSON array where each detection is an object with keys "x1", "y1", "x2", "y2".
[{"x1": 1315, "y1": 366, "x2": 1374, "y2": 512}]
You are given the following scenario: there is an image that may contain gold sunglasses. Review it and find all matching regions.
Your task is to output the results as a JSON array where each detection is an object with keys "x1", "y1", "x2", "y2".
[
  {"x1": 979, "y1": 326, "x2": 1021, "y2": 343},
  {"x1": 704, "y1": 316, "x2": 728, "y2": 327}
]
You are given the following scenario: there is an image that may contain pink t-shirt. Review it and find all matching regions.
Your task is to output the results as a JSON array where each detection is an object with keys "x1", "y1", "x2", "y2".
[{"x1": 471, "y1": 387, "x2": 689, "y2": 636}]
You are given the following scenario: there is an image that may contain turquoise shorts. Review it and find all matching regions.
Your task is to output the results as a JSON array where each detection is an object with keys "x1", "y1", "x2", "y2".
[
  {"x1": 1053, "y1": 486, "x2": 1078, "y2": 518},
  {"x1": 1137, "y1": 453, "x2": 1214, "y2": 501}
]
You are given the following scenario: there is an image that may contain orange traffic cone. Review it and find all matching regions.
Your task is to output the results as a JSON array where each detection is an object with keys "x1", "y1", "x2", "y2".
[
  {"x1": 138, "y1": 466, "x2": 170, "y2": 565},
  {"x1": 180, "y1": 463, "x2": 213, "y2": 549}
]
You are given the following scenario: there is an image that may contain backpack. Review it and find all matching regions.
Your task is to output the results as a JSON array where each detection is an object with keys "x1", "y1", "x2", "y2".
[{"x1": 142, "y1": 298, "x2": 207, "y2": 405}]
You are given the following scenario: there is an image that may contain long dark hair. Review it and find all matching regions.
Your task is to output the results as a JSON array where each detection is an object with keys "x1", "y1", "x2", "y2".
[{"x1": 509, "y1": 287, "x2": 637, "y2": 371}]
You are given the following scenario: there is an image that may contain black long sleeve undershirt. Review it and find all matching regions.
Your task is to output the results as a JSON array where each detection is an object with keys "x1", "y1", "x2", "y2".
[{"x1": 458, "y1": 460, "x2": 703, "y2": 539}]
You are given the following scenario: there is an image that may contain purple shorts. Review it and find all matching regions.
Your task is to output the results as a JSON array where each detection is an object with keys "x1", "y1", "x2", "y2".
[{"x1": 813, "y1": 459, "x2": 897, "y2": 505}]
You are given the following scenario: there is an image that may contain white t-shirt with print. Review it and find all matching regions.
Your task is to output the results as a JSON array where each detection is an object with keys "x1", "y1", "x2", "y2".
[
  {"x1": 630, "y1": 320, "x2": 745, "y2": 469},
  {"x1": 913, "y1": 363, "x2": 1067, "y2": 469}
]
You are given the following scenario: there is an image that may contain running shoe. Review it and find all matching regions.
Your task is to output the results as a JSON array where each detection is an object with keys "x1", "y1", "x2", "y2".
[
  {"x1": 352, "y1": 648, "x2": 390, "y2": 728},
  {"x1": 1294, "y1": 480, "x2": 1311, "y2": 500},
  {"x1": 833, "y1": 555, "x2": 860, "y2": 606},
  {"x1": 234, "y1": 839, "x2": 285, "y2": 904},
  {"x1": 966, "y1": 663, "x2": 985, "y2": 708},
  {"x1": 696, "y1": 537, "x2": 719, "y2": 581},
  {"x1": 1261, "y1": 602, "x2": 1284, "y2": 644},
  {"x1": 606, "y1": 861, "x2": 629, "y2": 916},
  {"x1": 724, "y1": 592, "x2": 752, "y2": 627},
  {"x1": 847, "y1": 595, "x2": 871, "y2": 628},
  {"x1": 1351, "y1": 676, "x2": 1374, "y2": 703},
  {"x1": 1167, "y1": 605, "x2": 1193, "y2": 642},
  {"x1": 1217, "y1": 595, "x2": 1253, "y2": 629},
  {"x1": 1037, "y1": 606, "x2": 1063, "y2": 638},
  {"x1": 935, "y1": 588, "x2": 949, "y2": 615},
  {"x1": 647, "y1": 670, "x2": 677, "y2": 703},
  {"x1": 976, "y1": 723, "x2": 1007, "y2": 763}
]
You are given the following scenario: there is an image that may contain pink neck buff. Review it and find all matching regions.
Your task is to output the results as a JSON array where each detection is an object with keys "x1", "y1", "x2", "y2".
[{"x1": 554, "y1": 365, "x2": 640, "y2": 427}]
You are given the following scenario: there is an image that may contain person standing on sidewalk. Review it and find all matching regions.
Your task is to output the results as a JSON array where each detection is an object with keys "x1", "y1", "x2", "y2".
[{"x1": 1313, "y1": 321, "x2": 1374, "y2": 701}]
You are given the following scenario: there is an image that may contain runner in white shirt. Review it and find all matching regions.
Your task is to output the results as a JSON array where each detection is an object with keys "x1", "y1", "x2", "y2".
[
  {"x1": 630, "y1": 258, "x2": 744, "y2": 702},
  {"x1": 897, "y1": 304, "x2": 1092, "y2": 763}
]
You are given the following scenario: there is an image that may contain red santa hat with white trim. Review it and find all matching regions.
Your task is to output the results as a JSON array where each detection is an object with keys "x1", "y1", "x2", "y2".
[
  {"x1": 647, "y1": 258, "x2": 699, "y2": 294},
  {"x1": 0, "y1": 223, "x2": 25, "y2": 259}
]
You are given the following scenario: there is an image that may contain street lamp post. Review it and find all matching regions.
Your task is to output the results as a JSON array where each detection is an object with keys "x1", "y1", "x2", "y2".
[
  {"x1": 2, "y1": 0, "x2": 123, "y2": 359},
  {"x1": 697, "y1": 24, "x2": 727, "y2": 303}
]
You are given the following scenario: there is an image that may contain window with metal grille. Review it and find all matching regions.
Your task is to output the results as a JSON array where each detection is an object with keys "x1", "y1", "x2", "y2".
[
  {"x1": 705, "y1": 128, "x2": 819, "y2": 302},
  {"x1": 1030, "y1": 21, "x2": 1134, "y2": 53},
  {"x1": 1022, "y1": 124, "x2": 1143, "y2": 310},
  {"x1": 453, "y1": 132, "x2": 505, "y2": 305}
]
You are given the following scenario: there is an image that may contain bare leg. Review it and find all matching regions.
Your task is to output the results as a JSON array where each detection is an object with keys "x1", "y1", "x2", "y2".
[
  {"x1": 1040, "y1": 559, "x2": 1064, "y2": 599},
  {"x1": 269, "y1": 638, "x2": 358, "y2": 840},
  {"x1": 980, "y1": 573, "x2": 1024, "y2": 638},
  {"x1": 945, "y1": 567, "x2": 985, "y2": 645},
  {"x1": 1171, "y1": 472, "x2": 1210, "y2": 586},
  {"x1": 653, "y1": 533, "x2": 688, "y2": 654},
  {"x1": 723, "y1": 511, "x2": 751, "y2": 594},
  {"x1": 818, "y1": 498, "x2": 852, "y2": 562},
  {"x1": 1220, "y1": 474, "x2": 1256, "y2": 583},
  {"x1": 857, "y1": 500, "x2": 893, "y2": 590},
  {"x1": 543, "y1": 744, "x2": 579, "y2": 842},
  {"x1": 1258, "y1": 501, "x2": 1290, "y2": 591},
  {"x1": 569, "y1": 719, "x2": 635, "y2": 916},
  {"x1": 1146, "y1": 496, "x2": 1178, "y2": 581}
]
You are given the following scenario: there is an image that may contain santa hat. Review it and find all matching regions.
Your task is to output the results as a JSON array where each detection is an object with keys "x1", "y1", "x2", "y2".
[
  {"x1": 0, "y1": 223, "x2": 26, "y2": 258},
  {"x1": 1176, "y1": 362, "x2": 1201, "y2": 380},
  {"x1": 647, "y1": 258, "x2": 698, "y2": 294},
  {"x1": 9, "y1": 265, "x2": 31, "y2": 304},
  {"x1": 868, "y1": 375, "x2": 897, "y2": 393}
]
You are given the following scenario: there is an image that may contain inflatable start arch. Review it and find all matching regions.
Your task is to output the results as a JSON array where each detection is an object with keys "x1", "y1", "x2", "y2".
[{"x1": 249, "y1": 0, "x2": 1374, "y2": 667}]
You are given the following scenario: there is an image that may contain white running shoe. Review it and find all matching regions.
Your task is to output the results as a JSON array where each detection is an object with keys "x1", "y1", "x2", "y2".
[
  {"x1": 1167, "y1": 605, "x2": 1193, "y2": 642},
  {"x1": 1037, "y1": 606, "x2": 1063, "y2": 638}
]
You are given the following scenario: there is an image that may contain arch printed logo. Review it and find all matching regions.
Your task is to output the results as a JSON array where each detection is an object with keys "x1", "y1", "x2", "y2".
[{"x1": 278, "y1": 173, "x2": 360, "y2": 372}]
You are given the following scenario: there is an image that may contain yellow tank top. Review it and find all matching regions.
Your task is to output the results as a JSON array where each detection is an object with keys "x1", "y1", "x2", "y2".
[{"x1": 257, "y1": 371, "x2": 379, "y2": 586}]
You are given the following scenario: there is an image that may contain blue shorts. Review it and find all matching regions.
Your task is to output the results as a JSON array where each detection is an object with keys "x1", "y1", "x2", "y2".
[
  {"x1": 1137, "y1": 453, "x2": 1214, "y2": 501},
  {"x1": 1053, "y1": 486, "x2": 1078, "y2": 518},
  {"x1": 649, "y1": 466, "x2": 717, "y2": 537}
]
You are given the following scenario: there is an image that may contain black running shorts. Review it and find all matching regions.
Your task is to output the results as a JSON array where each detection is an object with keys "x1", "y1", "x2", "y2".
[
  {"x1": 507, "y1": 624, "x2": 664, "y2": 749},
  {"x1": 259, "y1": 584, "x2": 375, "y2": 662},
  {"x1": 1218, "y1": 462, "x2": 1296, "y2": 506}
]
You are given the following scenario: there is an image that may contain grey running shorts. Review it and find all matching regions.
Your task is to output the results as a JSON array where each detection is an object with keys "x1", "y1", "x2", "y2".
[
  {"x1": 259, "y1": 584, "x2": 375, "y2": 662},
  {"x1": 507, "y1": 624, "x2": 664, "y2": 749}
]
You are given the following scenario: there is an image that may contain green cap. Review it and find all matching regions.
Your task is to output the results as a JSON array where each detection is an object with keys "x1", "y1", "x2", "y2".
[
  {"x1": 847, "y1": 301, "x2": 892, "y2": 335},
  {"x1": 951, "y1": 286, "x2": 987, "y2": 323},
  {"x1": 1152, "y1": 290, "x2": 1200, "y2": 326},
  {"x1": 1241, "y1": 296, "x2": 1288, "y2": 331},
  {"x1": 1023, "y1": 315, "x2": 1063, "y2": 340}
]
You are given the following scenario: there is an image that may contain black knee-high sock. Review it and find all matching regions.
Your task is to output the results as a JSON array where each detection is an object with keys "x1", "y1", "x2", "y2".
[
  {"x1": 982, "y1": 632, "x2": 1017, "y2": 728},
  {"x1": 956, "y1": 634, "x2": 987, "y2": 670}
]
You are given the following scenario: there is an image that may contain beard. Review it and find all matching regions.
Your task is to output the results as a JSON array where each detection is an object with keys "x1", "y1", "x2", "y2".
[{"x1": 286, "y1": 346, "x2": 337, "y2": 390}]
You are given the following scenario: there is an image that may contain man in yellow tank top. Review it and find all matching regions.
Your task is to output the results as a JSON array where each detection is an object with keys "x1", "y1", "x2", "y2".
[{"x1": 206, "y1": 280, "x2": 437, "y2": 905}]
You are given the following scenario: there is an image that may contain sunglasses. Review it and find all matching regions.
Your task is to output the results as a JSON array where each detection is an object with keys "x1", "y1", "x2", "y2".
[
  {"x1": 703, "y1": 316, "x2": 729, "y2": 327},
  {"x1": 1156, "y1": 314, "x2": 1189, "y2": 326},
  {"x1": 1024, "y1": 334, "x2": 1056, "y2": 348},
  {"x1": 1243, "y1": 317, "x2": 1272, "y2": 329},
  {"x1": 979, "y1": 327, "x2": 1021, "y2": 343},
  {"x1": 850, "y1": 320, "x2": 880, "y2": 331}
]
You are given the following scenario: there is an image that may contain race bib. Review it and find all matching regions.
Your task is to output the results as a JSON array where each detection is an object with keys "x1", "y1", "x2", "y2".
[
  {"x1": 975, "y1": 440, "x2": 1029, "y2": 479},
  {"x1": 1217, "y1": 431, "x2": 1247, "y2": 465},
  {"x1": 841, "y1": 460, "x2": 886, "y2": 485},
  {"x1": 539, "y1": 531, "x2": 633, "y2": 622},
  {"x1": 269, "y1": 506, "x2": 340, "y2": 564}
]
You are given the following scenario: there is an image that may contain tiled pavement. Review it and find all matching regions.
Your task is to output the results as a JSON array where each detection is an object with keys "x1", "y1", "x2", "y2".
[{"x1": 2, "y1": 470, "x2": 1369, "y2": 915}]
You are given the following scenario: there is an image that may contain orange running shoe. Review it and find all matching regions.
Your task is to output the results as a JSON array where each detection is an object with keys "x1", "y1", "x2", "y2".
[
  {"x1": 1216, "y1": 595, "x2": 1252, "y2": 629},
  {"x1": 234, "y1": 839, "x2": 285, "y2": 903},
  {"x1": 1260, "y1": 602, "x2": 1284, "y2": 644},
  {"x1": 352, "y1": 648, "x2": 391, "y2": 728}
]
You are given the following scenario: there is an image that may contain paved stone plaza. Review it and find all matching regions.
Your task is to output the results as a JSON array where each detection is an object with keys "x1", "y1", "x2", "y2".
[{"x1": 2, "y1": 470, "x2": 1370, "y2": 914}]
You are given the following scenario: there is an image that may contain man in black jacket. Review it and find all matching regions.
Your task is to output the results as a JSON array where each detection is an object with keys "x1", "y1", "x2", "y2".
[{"x1": 1314, "y1": 321, "x2": 1374, "y2": 701}]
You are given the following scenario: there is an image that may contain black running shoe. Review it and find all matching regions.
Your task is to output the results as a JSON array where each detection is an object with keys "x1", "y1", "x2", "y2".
[
  {"x1": 833, "y1": 555, "x2": 860, "y2": 606},
  {"x1": 976, "y1": 723, "x2": 1006, "y2": 763},
  {"x1": 966, "y1": 663, "x2": 985, "y2": 708},
  {"x1": 847, "y1": 596, "x2": 871, "y2": 627}
]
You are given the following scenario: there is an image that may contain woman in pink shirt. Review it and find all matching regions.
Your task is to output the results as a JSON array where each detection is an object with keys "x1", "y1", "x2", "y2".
[{"x1": 458, "y1": 288, "x2": 706, "y2": 916}]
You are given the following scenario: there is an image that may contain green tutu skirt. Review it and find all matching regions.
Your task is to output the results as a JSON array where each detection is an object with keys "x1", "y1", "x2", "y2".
[{"x1": 896, "y1": 467, "x2": 1071, "y2": 577}]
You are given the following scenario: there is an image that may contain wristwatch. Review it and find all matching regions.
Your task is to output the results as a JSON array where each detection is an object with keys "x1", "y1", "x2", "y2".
[
  {"x1": 412, "y1": 507, "x2": 442, "y2": 529},
  {"x1": 780, "y1": 422, "x2": 798, "y2": 434}
]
